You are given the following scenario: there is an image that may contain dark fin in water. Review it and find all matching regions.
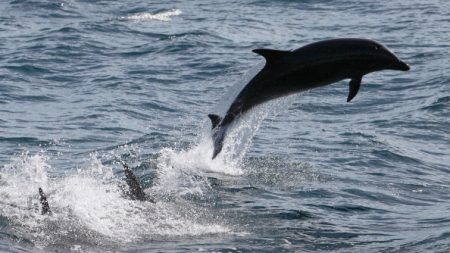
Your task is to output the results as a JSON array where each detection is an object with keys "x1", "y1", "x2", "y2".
[
  {"x1": 347, "y1": 76, "x2": 362, "y2": 102},
  {"x1": 208, "y1": 114, "x2": 222, "y2": 129},
  {"x1": 252, "y1": 48, "x2": 290, "y2": 64},
  {"x1": 211, "y1": 126, "x2": 227, "y2": 159},
  {"x1": 38, "y1": 187, "x2": 51, "y2": 215},
  {"x1": 123, "y1": 163, "x2": 147, "y2": 201}
]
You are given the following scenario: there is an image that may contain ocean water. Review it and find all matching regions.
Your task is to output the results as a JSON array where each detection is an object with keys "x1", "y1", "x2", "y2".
[{"x1": 0, "y1": 0, "x2": 449, "y2": 252}]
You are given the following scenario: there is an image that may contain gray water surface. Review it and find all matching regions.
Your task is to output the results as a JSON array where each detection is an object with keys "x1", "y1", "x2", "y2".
[{"x1": 0, "y1": 0, "x2": 449, "y2": 252}]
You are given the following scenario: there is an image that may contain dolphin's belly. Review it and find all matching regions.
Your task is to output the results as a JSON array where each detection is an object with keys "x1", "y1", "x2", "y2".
[
  {"x1": 279, "y1": 62, "x2": 351, "y2": 92},
  {"x1": 250, "y1": 62, "x2": 351, "y2": 104}
]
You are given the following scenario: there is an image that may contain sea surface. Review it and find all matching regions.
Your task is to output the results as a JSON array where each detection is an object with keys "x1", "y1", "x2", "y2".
[{"x1": 0, "y1": 0, "x2": 449, "y2": 252}]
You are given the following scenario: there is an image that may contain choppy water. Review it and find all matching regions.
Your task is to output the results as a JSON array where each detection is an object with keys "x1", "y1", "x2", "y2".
[{"x1": 1, "y1": 0, "x2": 449, "y2": 252}]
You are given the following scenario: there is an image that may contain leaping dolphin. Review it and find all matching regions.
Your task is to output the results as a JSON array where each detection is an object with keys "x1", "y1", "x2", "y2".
[{"x1": 209, "y1": 38, "x2": 410, "y2": 159}]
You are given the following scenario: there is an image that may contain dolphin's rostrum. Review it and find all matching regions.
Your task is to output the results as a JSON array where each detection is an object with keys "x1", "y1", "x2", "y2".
[{"x1": 209, "y1": 38, "x2": 410, "y2": 159}]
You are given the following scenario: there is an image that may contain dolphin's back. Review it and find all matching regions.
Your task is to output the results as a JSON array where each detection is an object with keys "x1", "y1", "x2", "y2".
[{"x1": 291, "y1": 38, "x2": 384, "y2": 60}]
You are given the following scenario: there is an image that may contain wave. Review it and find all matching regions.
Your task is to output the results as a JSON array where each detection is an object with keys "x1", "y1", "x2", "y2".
[{"x1": 119, "y1": 9, "x2": 182, "y2": 22}]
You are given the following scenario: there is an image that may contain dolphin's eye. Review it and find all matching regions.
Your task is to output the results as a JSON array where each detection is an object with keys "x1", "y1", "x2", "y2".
[{"x1": 374, "y1": 45, "x2": 380, "y2": 50}]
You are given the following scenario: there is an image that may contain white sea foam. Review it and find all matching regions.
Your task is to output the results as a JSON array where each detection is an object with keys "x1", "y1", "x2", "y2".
[
  {"x1": 151, "y1": 140, "x2": 244, "y2": 199},
  {"x1": 0, "y1": 151, "x2": 49, "y2": 214},
  {"x1": 0, "y1": 151, "x2": 230, "y2": 247},
  {"x1": 120, "y1": 9, "x2": 182, "y2": 22}
]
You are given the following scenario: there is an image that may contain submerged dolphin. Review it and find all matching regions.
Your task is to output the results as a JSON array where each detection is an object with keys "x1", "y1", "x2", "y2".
[{"x1": 209, "y1": 38, "x2": 410, "y2": 159}]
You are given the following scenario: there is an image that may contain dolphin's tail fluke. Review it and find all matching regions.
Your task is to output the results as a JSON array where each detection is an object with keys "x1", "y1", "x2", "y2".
[
  {"x1": 208, "y1": 114, "x2": 226, "y2": 159},
  {"x1": 208, "y1": 114, "x2": 222, "y2": 129}
]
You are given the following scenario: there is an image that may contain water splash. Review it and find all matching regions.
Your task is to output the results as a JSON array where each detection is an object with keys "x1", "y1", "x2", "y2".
[
  {"x1": 0, "y1": 151, "x2": 50, "y2": 212},
  {"x1": 0, "y1": 151, "x2": 230, "y2": 249},
  {"x1": 150, "y1": 60, "x2": 300, "y2": 180}
]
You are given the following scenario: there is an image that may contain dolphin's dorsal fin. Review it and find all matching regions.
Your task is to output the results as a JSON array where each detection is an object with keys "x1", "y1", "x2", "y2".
[
  {"x1": 208, "y1": 114, "x2": 222, "y2": 129},
  {"x1": 38, "y1": 187, "x2": 51, "y2": 215},
  {"x1": 347, "y1": 76, "x2": 362, "y2": 102},
  {"x1": 252, "y1": 49, "x2": 290, "y2": 64},
  {"x1": 123, "y1": 163, "x2": 152, "y2": 202}
]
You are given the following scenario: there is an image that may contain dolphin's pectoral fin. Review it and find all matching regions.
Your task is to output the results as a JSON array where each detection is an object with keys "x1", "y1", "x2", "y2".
[
  {"x1": 347, "y1": 76, "x2": 362, "y2": 102},
  {"x1": 208, "y1": 114, "x2": 222, "y2": 129},
  {"x1": 252, "y1": 48, "x2": 290, "y2": 64},
  {"x1": 38, "y1": 187, "x2": 51, "y2": 215}
]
